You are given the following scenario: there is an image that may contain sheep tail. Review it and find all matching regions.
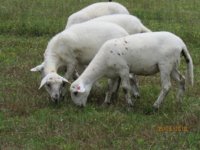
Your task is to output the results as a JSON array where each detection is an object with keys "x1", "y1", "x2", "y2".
[{"x1": 182, "y1": 47, "x2": 194, "y2": 86}]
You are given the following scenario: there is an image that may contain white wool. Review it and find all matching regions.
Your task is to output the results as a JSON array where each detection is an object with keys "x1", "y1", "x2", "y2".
[{"x1": 65, "y1": 2, "x2": 129, "y2": 28}]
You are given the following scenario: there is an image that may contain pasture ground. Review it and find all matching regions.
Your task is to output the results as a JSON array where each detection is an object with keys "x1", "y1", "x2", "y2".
[{"x1": 0, "y1": 0, "x2": 200, "y2": 149}]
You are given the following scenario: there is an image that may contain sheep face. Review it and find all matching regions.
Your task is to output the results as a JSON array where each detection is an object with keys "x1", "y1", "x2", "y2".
[
  {"x1": 70, "y1": 82, "x2": 90, "y2": 107},
  {"x1": 39, "y1": 73, "x2": 70, "y2": 103}
]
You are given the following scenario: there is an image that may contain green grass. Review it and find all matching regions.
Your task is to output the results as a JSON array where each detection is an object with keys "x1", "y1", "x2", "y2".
[{"x1": 0, "y1": 0, "x2": 200, "y2": 149}]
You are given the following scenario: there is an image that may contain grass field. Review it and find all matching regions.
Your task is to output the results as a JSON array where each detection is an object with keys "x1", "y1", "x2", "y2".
[{"x1": 0, "y1": 0, "x2": 200, "y2": 149}]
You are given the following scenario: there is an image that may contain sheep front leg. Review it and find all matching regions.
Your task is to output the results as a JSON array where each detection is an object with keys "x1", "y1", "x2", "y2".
[
  {"x1": 129, "y1": 73, "x2": 140, "y2": 98},
  {"x1": 64, "y1": 61, "x2": 77, "y2": 81},
  {"x1": 104, "y1": 78, "x2": 120, "y2": 105},
  {"x1": 61, "y1": 62, "x2": 77, "y2": 98},
  {"x1": 120, "y1": 69, "x2": 134, "y2": 107},
  {"x1": 72, "y1": 65, "x2": 85, "y2": 80}
]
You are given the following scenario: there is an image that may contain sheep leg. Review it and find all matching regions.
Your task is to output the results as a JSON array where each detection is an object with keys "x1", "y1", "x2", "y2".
[
  {"x1": 60, "y1": 63, "x2": 76, "y2": 99},
  {"x1": 64, "y1": 62, "x2": 77, "y2": 81},
  {"x1": 120, "y1": 69, "x2": 134, "y2": 106},
  {"x1": 76, "y1": 65, "x2": 86, "y2": 76},
  {"x1": 153, "y1": 65, "x2": 172, "y2": 109},
  {"x1": 108, "y1": 73, "x2": 140, "y2": 98},
  {"x1": 104, "y1": 78, "x2": 120, "y2": 105},
  {"x1": 104, "y1": 74, "x2": 140, "y2": 105},
  {"x1": 110, "y1": 77, "x2": 121, "y2": 101},
  {"x1": 129, "y1": 73, "x2": 140, "y2": 98},
  {"x1": 72, "y1": 69, "x2": 79, "y2": 80},
  {"x1": 171, "y1": 68, "x2": 186, "y2": 103}
]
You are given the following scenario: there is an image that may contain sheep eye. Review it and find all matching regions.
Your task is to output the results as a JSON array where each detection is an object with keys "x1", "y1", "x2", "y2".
[
  {"x1": 46, "y1": 83, "x2": 51, "y2": 88},
  {"x1": 73, "y1": 91, "x2": 78, "y2": 96},
  {"x1": 62, "y1": 82, "x2": 66, "y2": 87}
]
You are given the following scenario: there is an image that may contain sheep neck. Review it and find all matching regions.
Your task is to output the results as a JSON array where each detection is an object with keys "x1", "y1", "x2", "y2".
[
  {"x1": 80, "y1": 60, "x2": 106, "y2": 87},
  {"x1": 43, "y1": 32, "x2": 67, "y2": 76},
  {"x1": 43, "y1": 54, "x2": 59, "y2": 76}
]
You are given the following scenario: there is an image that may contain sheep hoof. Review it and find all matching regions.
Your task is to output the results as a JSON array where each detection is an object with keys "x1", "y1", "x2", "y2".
[
  {"x1": 112, "y1": 92, "x2": 119, "y2": 101},
  {"x1": 127, "y1": 102, "x2": 134, "y2": 108},
  {"x1": 60, "y1": 95, "x2": 65, "y2": 101},
  {"x1": 144, "y1": 107, "x2": 159, "y2": 115},
  {"x1": 101, "y1": 102, "x2": 111, "y2": 107},
  {"x1": 152, "y1": 106, "x2": 159, "y2": 113},
  {"x1": 175, "y1": 101, "x2": 183, "y2": 111},
  {"x1": 133, "y1": 93, "x2": 140, "y2": 99},
  {"x1": 126, "y1": 105, "x2": 133, "y2": 112}
]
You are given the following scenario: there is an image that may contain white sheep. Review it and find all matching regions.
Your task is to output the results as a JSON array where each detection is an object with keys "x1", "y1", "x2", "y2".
[
  {"x1": 65, "y1": 2, "x2": 129, "y2": 28},
  {"x1": 70, "y1": 32, "x2": 194, "y2": 109},
  {"x1": 31, "y1": 21, "x2": 129, "y2": 102},
  {"x1": 90, "y1": 14, "x2": 151, "y2": 34},
  {"x1": 31, "y1": 14, "x2": 151, "y2": 74},
  {"x1": 89, "y1": 14, "x2": 151, "y2": 101}
]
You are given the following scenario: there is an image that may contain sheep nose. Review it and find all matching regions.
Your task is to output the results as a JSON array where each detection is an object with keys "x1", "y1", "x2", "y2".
[
  {"x1": 55, "y1": 94, "x2": 59, "y2": 99},
  {"x1": 54, "y1": 99, "x2": 58, "y2": 104},
  {"x1": 52, "y1": 94, "x2": 60, "y2": 103}
]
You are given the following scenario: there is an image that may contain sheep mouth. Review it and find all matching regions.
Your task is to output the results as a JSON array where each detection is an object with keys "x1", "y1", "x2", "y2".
[
  {"x1": 60, "y1": 95, "x2": 65, "y2": 101},
  {"x1": 48, "y1": 97, "x2": 60, "y2": 104},
  {"x1": 75, "y1": 103, "x2": 84, "y2": 108},
  {"x1": 53, "y1": 98, "x2": 59, "y2": 104},
  {"x1": 72, "y1": 100, "x2": 85, "y2": 107}
]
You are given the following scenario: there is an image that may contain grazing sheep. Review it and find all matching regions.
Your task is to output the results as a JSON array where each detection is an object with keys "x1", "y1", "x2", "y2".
[
  {"x1": 86, "y1": 14, "x2": 151, "y2": 100},
  {"x1": 65, "y1": 2, "x2": 129, "y2": 28},
  {"x1": 31, "y1": 21, "x2": 129, "y2": 102},
  {"x1": 31, "y1": 14, "x2": 151, "y2": 75},
  {"x1": 70, "y1": 32, "x2": 193, "y2": 109},
  {"x1": 90, "y1": 14, "x2": 151, "y2": 34}
]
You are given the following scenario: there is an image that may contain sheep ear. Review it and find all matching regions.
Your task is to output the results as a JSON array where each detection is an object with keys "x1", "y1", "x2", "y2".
[
  {"x1": 61, "y1": 77, "x2": 71, "y2": 84},
  {"x1": 39, "y1": 76, "x2": 47, "y2": 89},
  {"x1": 30, "y1": 63, "x2": 44, "y2": 72}
]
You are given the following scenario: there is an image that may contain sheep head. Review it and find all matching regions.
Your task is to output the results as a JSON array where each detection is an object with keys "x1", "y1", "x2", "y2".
[
  {"x1": 70, "y1": 81, "x2": 91, "y2": 107},
  {"x1": 39, "y1": 72, "x2": 70, "y2": 103}
]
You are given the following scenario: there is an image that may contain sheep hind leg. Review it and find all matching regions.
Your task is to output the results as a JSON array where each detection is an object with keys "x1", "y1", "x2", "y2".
[
  {"x1": 171, "y1": 68, "x2": 186, "y2": 104},
  {"x1": 153, "y1": 66, "x2": 172, "y2": 109},
  {"x1": 123, "y1": 88, "x2": 133, "y2": 107}
]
